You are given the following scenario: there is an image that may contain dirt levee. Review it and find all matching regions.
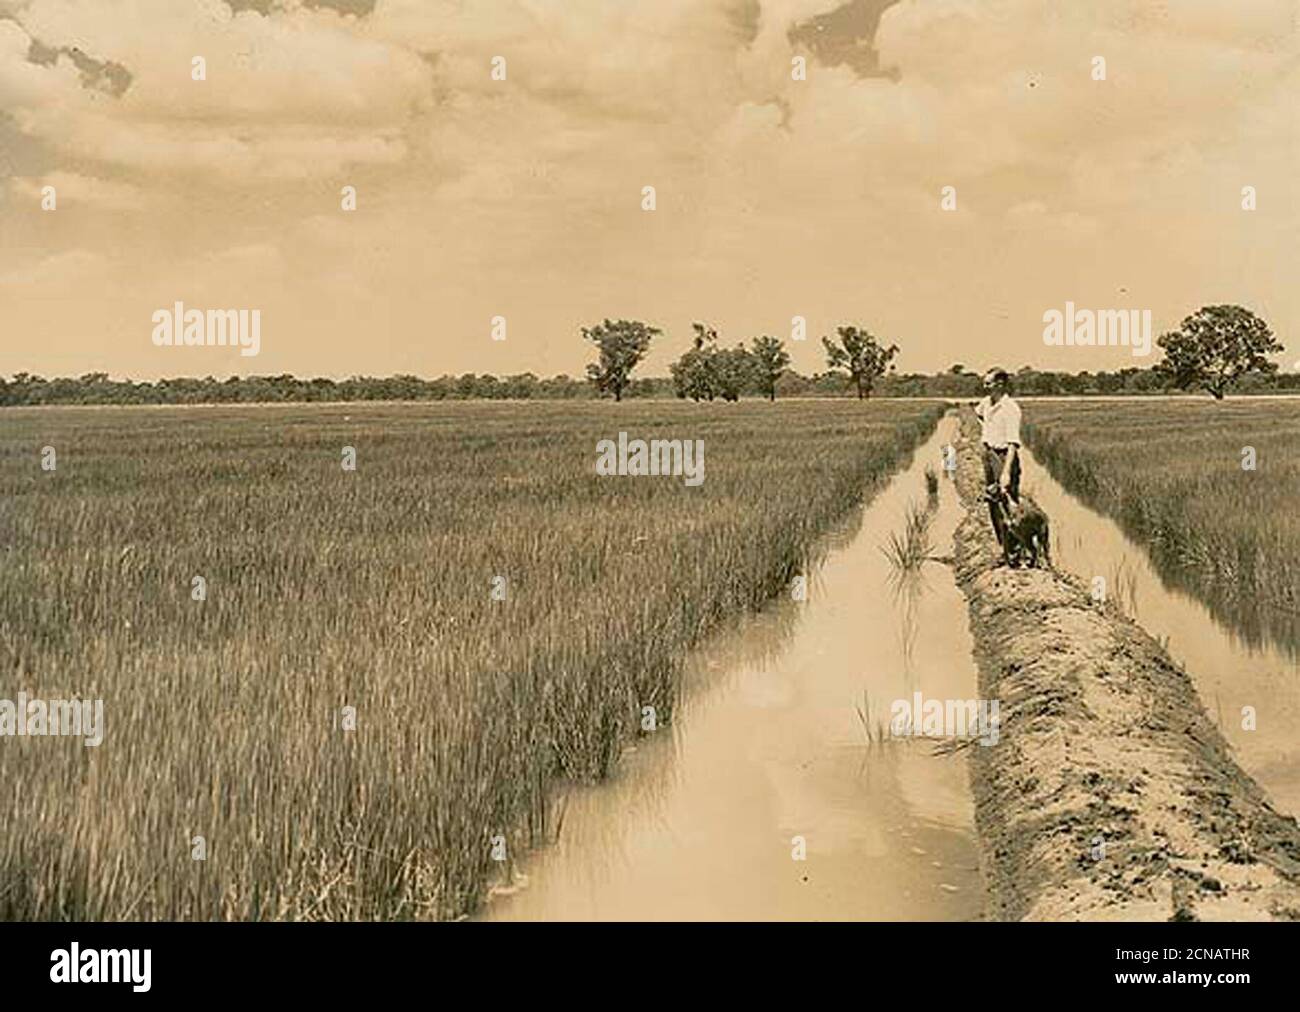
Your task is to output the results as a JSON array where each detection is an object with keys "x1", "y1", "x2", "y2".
[{"x1": 951, "y1": 411, "x2": 1300, "y2": 921}]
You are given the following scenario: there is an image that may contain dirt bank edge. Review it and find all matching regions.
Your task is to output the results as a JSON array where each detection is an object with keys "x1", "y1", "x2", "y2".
[{"x1": 950, "y1": 410, "x2": 1300, "y2": 921}]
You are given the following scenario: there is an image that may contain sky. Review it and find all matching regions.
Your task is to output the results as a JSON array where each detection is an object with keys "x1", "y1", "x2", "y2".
[{"x1": 1, "y1": 0, "x2": 1296, "y2": 381}]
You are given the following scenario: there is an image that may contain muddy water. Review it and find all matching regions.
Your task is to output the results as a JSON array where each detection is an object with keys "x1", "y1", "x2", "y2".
[
  {"x1": 483, "y1": 417, "x2": 983, "y2": 921},
  {"x1": 1019, "y1": 450, "x2": 1300, "y2": 818}
]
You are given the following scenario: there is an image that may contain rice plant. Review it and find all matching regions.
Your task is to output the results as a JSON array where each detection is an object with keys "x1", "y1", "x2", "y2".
[
  {"x1": 1025, "y1": 400, "x2": 1300, "y2": 655},
  {"x1": 881, "y1": 500, "x2": 935, "y2": 574},
  {"x1": 855, "y1": 690, "x2": 901, "y2": 746},
  {"x1": 0, "y1": 398, "x2": 943, "y2": 921}
]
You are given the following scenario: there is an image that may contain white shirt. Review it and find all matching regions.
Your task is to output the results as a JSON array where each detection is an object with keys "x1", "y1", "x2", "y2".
[
  {"x1": 984, "y1": 395, "x2": 1022, "y2": 449},
  {"x1": 975, "y1": 396, "x2": 992, "y2": 444}
]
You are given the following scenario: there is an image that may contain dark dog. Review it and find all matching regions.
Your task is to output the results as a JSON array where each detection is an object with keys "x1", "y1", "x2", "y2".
[{"x1": 983, "y1": 485, "x2": 1052, "y2": 569}]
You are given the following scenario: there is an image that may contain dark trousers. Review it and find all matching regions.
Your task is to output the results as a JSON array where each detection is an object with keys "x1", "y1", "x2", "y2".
[{"x1": 983, "y1": 445, "x2": 1021, "y2": 547}]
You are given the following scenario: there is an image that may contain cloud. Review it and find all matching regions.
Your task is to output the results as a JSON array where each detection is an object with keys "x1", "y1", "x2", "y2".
[
  {"x1": 2, "y1": 0, "x2": 431, "y2": 181},
  {"x1": 10, "y1": 170, "x2": 147, "y2": 209},
  {"x1": 0, "y1": 247, "x2": 104, "y2": 285},
  {"x1": 202, "y1": 241, "x2": 285, "y2": 274},
  {"x1": 6, "y1": 0, "x2": 1282, "y2": 210},
  {"x1": 1, "y1": 0, "x2": 1296, "y2": 378}
]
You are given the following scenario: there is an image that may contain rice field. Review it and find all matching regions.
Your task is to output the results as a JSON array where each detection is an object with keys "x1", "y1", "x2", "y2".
[
  {"x1": 0, "y1": 398, "x2": 943, "y2": 921},
  {"x1": 1023, "y1": 399, "x2": 1300, "y2": 654}
]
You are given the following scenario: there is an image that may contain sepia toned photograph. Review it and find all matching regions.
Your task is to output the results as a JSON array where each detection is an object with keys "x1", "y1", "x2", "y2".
[{"x1": 2, "y1": 0, "x2": 1297, "y2": 993}]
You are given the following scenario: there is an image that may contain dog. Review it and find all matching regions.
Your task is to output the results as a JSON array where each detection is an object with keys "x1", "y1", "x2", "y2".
[{"x1": 983, "y1": 484, "x2": 1052, "y2": 569}]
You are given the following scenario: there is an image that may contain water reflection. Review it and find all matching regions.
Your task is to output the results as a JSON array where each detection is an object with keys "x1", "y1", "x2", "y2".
[
  {"x1": 1021, "y1": 449, "x2": 1300, "y2": 817},
  {"x1": 483, "y1": 418, "x2": 983, "y2": 920},
  {"x1": 1028, "y1": 449, "x2": 1300, "y2": 659}
]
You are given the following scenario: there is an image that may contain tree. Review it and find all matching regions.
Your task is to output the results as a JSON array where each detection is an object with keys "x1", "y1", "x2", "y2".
[
  {"x1": 583, "y1": 318, "x2": 659, "y2": 401},
  {"x1": 1155, "y1": 305, "x2": 1283, "y2": 400},
  {"x1": 668, "y1": 324, "x2": 752, "y2": 402},
  {"x1": 821, "y1": 325, "x2": 899, "y2": 400},
  {"x1": 750, "y1": 336, "x2": 790, "y2": 402},
  {"x1": 670, "y1": 322, "x2": 721, "y2": 402},
  {"x1": 713, "y1": 344, "x2": 753, "y2": 402}
]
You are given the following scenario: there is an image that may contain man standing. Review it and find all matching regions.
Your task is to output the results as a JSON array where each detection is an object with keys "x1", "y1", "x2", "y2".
[
  {"x1": 974, "y1": 388, "x2": 992, "y2": 448},
  {"x1": 980, "y1": 368, "x2": 1022, "y2": 550}
]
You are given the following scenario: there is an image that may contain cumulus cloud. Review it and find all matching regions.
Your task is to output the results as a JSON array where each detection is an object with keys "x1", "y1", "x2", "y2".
[
  {"x1": 1, "y1": 0, "x2": 1296, "y2": 379},
  {"x1": 2, "y1": 0, "x2": 431, "y2": 181},
  {"x1": 10, "y1": 170, "x2": 147, "y2": 208}
]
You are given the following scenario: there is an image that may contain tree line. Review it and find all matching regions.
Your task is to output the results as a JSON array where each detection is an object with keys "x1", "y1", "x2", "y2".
[
  {"x1": 2, "y1": 305, "x2": 1289, "y2": 406},
  {"x1": 582, "y1": 304, "x2": 1288, "y2": 402},
  {"x1": 579, "y1": 318, "x2": 897, "y2": 402}
]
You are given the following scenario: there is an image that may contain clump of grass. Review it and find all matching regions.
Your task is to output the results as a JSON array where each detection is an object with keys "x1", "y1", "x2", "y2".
[
  {"x1": 924, "y1": 464, "x2": 939, "y2": 500},
  {"x1": 0, "y1": 398, "x2": 944, "y2": 921},
  {"x1": 1109, "y1": 555, "x2": 1140, "y2": 619},
  {"x1": 881, "y1": 500, "x2": 934, "y2": 574},
  {"x1": 855, "y1": 690, "x2": 903, "y2": 746}
]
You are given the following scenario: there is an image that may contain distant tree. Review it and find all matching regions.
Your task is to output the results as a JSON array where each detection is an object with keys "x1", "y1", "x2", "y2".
[
  {"x1": 307, "y1": 376, "x2": 338, "y2": 402},
  {"x1": 713, "y1": 344, "x2": 753, "y2": 402},
  {"x1": 776, "y1": 369, "x2": 812, "y2": 398},
  {"x1": 822, "y1": 325, "x2": 899, "y2": 400},
  {"x1": 811, "y1": 370, "x2": 845, "y2": 395},
  {"x1": 1120, "y1": 368, "x2": 1157, "y2": 394},
  {"x1": 949, "y1": 363, "x2": 966, "y2": 375},
  {"x1": 11, "y1": 354, "x2": 1299, "y2": 409},
  {"x1": 583, "y1": 318, "x2": 659, "y2": 401},
  {"x1": 670, "y1": 322, "x2": 721, "y2": 402},
  {"x1": 750, "y1": 336, "x2": 790, "y2": 402},
  {"x1": 1155, "y1": 305, "x2": 1284, "y2": 400},
  {"x1": 502, "y1": 372, "x2": 538, "y2": 400},
  {"x1": 1095, "y1": 370, "x2": 1124, "y2": 394}
]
